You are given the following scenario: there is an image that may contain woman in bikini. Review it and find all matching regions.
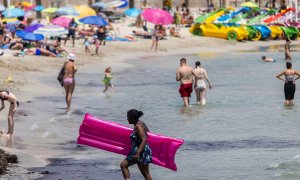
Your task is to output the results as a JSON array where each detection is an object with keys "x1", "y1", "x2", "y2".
[
  {"x1": 276, "y1": 62, "x2": 300, "y2": 105},
  {"x1": 150, "y1": 25, "x2": 162, "y2": 52},
  {"x1": 193, "y1": 61, "x2": 212, "y2": 105},
  {"x1": 63, "y1": 53, "x2": 77, "y2": 111},
  {"x1": 120, "y1": 109, "x2": 152, "y2": 180},
  {"x1": 0, "y1": 90, "x2": 19, "y2": 137}
]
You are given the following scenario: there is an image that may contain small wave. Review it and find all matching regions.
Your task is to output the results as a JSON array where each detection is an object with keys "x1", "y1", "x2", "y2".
[
  {"x1": 30, "y1": 123, "x2": 39, "y2": 130},
  {"x1": 42, "y1": 132, "x2": 50, "y2": 138},
  {"x1": 183, "y1": 138, "x2": 300, "y2": 151}
]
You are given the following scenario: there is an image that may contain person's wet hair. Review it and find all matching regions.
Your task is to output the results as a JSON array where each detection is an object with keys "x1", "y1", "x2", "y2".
[
  {"x1": 127, "y1": 109, "x2": 143, "y2": 120},
  {"x1": 195, "y1": 61, "x2": 201, "y2": 67},
  {"x1": 286, "y1": 62, "x2": 292, "y2": 69},
  {"x1": 180, "y1": 58, "x2": 186, "y2": 63},
  {"x1": 262, "y1": 56, "x2": 266, "y2": 59}
]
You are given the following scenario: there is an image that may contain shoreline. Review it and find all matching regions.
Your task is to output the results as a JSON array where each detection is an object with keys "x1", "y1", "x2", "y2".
[{"x1": 0, "y1": 36, "x2": 299, "y2": 177}]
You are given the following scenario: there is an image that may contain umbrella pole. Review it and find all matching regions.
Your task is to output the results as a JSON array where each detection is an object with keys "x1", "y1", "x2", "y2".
[
  {"x1": 295, "y1": 0, "x2": 298, "y2": 22},
  {"x1": 7, "y1": 0, "x2": 10, "y2": 17}
]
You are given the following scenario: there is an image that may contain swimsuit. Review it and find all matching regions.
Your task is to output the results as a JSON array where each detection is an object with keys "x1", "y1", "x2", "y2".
[
  {"x1": 35, "y1": 48, "x2": 41, "y2": 56},
  {"x1": 126, "y1": 122, "x2": 152, "y2": 166},
  {"x1": 284, "y1": 74, "x2": 296, "y2": 100},
  {"x1": 63, "y1": 78, "x2": 74, "y2": 86},
  {"x1": 179, "y1": 83, "x2": 193, "y2": 97},
  {"x1": 195, "y1": 80, "x2": 206, "y2": 90},
  {"x1": 102, "y1": 76, "x2": 112, "y2": 85}
]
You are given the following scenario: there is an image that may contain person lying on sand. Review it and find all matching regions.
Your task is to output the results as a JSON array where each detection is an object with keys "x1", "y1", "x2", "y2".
[
  {"x1": 25, "y1": 47, "x2": 57, "y2": 57},
  {"x1": 170, "y1": 27, "x2": 181, "y2": 38}
]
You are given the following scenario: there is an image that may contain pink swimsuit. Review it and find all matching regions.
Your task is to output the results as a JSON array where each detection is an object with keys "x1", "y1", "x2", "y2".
[{"x1": 63, "y1": 78, "x2": 73, "y2": 86}]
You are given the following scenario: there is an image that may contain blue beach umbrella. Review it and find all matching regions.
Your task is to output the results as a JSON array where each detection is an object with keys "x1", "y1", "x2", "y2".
[
  {"x1": 16, "y1": 30, "x2": 44, "y2": 41},
  {"x1": 79, "y1": 16, "x2": 108, "y2": 26},
  {"x1": 34, "y1": 5, "x2": 45, "y2": 11},
  {"x1": 3, "y1": 8, "x2": 25, "y2": 18},
  {"x1": 118, "y1": 0, "x2": 128, "y2": 8},
  {"x1": 0, "y1": 4, "x2": 6, "y2": 12},
  {"x1": 24, "y1": 24, "x2": 44, "y2": 32},
  {"x1": 125, "y1": 8, "x2": 141, "y2": 17},
  {"x1": 55, "y1": 6, "x2": 79, "y2": 16},
  {"x1": 92, "y1": 2, "x2": 107, "y2": 9}
]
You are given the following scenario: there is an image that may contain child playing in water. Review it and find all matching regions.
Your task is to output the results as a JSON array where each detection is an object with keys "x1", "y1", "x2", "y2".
[
  {"x1": 262, "y1": 56, "x2": 275, "y2": 62},
  {"x1": 84, "y1": 37, "x2": 91, "y2": 54},
  {"x1": 102, "y1": 67, "x2": 113, "y2": 94}
]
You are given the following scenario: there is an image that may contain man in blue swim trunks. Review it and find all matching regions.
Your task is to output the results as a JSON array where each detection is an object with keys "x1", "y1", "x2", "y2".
[{"x1": 64, "y1": 18, "x2": 78, "y2": 47}]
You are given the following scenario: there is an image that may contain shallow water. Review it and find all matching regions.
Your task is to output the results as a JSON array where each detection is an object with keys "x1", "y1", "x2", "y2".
[{"x1": 2, "y1": 48, "x2": 300, "y2": 179}]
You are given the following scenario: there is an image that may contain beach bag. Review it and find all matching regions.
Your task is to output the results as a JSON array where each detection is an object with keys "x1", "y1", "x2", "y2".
[{"x1": 57, "y1": 62, "x2": 67, "y2": 87}]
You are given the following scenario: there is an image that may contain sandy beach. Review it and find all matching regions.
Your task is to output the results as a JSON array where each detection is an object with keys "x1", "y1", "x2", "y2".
[{"x1": 1, "y1": 17, "x2": 300, "y2": 179}]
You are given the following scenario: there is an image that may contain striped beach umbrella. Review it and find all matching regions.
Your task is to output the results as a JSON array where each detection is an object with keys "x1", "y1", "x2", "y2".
[
  {"x1": 34, "y1": 25, "x2": 68, "y2": 37},
  {"x1": 106, "y1": 1, "x2": 126, "y2": 8}
]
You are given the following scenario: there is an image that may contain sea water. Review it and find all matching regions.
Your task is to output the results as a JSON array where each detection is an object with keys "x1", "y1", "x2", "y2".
[{"x1": 1, "y1": 47, "x2": 300, "y2": 180}]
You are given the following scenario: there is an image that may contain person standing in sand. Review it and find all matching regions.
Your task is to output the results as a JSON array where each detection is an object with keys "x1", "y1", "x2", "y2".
[
  {"x1": 176, "y1": 58, "x2": 195, "y2": 107},
  {"x1": 193, "y1": 61, "x2": 212, "y2": 105},
  {"x1": 64, "y1": 18, "x2": 78, "y2": 47},
  {"x1": 0, "y1": 90, "x2": 19, "y2": 137},
  {"x1": 276, "y1": 62, "x2": 300, "y2": 106},
  {"x1": 63, "y1": 53, "x2": 77, "y2": 111},
  {"x1": 285, "y1": 38, "x2": 291, "y2": 61}
]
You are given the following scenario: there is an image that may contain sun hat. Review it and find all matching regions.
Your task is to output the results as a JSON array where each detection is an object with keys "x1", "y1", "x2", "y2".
[{"x1": 67, "y1": 53, "x2": 76, "y2": 61}]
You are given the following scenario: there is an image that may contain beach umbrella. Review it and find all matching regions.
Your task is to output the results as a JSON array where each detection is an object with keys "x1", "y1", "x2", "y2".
[
  {"x1": 74, "y1": 5, "x2": 96, "y2": 18},
  {"x1": 61, "y1": 15, "x2": 82, "y2": 25},
  {"x1": 125, "y1": 8, "x2": 141, "y2": 17},
  {"x1": 34, "y1": 5, "x2": 45, "y2": 11},
  {"x1": 51, "y1": 17, "x2": 72, "y2": 28},
  {"x1": 118, "y1": 0, "x2": 129, "y2": 8},
  {"x1": 2, "y1": 18, "x2": 19, "y2": 23},
  {"x1": 92, "y1": 2, "x2": 107, "y2": 9},
  {"x1": 106, "y1": 1, "x2": 126, "y2": 8},
  {"x1": 16, "y1": 30, "x2": 44, "y2": 41},
  {"x1": 34, "y1": 25, "x2": 68, "y2": 37},
  {"x1": 0, "y1": 4, "x2": 6, "y2": 12},
  {"x1": 241, "y1": 2, "x2": 258, "y2": 8},
  {"x1": 55, "y1": 6, "x2": 79, "y2": 16},
  {"x1": 3, "y1": 8, "x2": 25, "y2": 18},
  {"x1": 79, "y1": 16, "x2": 108, "y2": 26},
  {"x1": 142, "y1": 8, "x2": 173, "y2": 25},
  {"x1": 24, "y1": 5, "x2": 35, "y2": 12},
  {"x1": 42, "y1": 7, "x2": 58, "y2": 14},
  {"x1": 24, "y1": 23, "x2": 44, "y2": 32},
  {"x1": 21, "y1": 2, "x2": 33, "y2": 8}
]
